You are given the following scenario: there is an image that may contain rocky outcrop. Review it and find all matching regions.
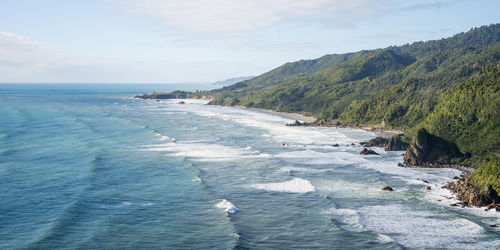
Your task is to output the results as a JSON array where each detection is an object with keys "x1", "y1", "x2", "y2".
[
  {"x1": 385, "y1": 134, "x2": 408, "y2": 151},
  {"x1": 445, "y1": 175, "x2": 500, "y2": 210},
  {"x1": 286, "y1": 120, "x2": 314, "y2": 126},
  {"x1": 286, "y1": 120, "x2": 303, "y2": 126},
  {"x1": 360, "y1": 148, "x2": 379, "y2": 155},
  {"x1": 403, "y1": 128, "x2": 463, "y2": 167},
  {"x1": 135, "y1": 91, "x2": 197, "y2": 99},
  {"x1": 360, "y1": 137, "x2": 388, "y2": 147}
]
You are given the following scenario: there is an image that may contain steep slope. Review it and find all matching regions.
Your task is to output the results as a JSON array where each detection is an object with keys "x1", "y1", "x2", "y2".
[
  {"x1": 208, "y1": 51, "x2": 366, "y2": 99},
  {"x1": 421, "y1": 62, "x2": 500, "y2": 155},
  {"x1": 235, "y1": 49, "x2": 415, "y2": 116}
]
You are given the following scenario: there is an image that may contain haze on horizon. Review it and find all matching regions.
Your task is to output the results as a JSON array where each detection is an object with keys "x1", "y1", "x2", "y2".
[{"x1": 0, "y1": 0, "x2": 499, "y2": 84}]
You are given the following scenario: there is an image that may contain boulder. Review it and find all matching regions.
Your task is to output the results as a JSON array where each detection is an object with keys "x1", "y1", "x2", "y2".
[
  {"x1": 178, "y1": 101, "x2": 185, "y2": 104},
  {"x1": 360, "y1": 137, "x2": 388, "y2": 147},
  {"x1": 382, "y1": 186, "x2": 394, "y2": 191},
  {"x1": 332, "y1": 144, "x2": 340, "y2": 147},
  {"x1": 360, "y1": 148, "x2": 379, "y2": 155},
  {"x1": 403, "y1": 128, "x2": 463, "y2": 167},
  {"x1": 385, "y1": 135, "x2": 408, "y2": 151},
  {"x1": 286, "y1": 120, "x2": 303, "y2": 126}
]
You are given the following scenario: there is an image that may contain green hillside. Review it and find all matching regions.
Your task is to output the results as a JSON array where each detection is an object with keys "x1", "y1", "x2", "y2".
[{"x1": 208, "y1": 51, "x2": 366, "y2": 99}]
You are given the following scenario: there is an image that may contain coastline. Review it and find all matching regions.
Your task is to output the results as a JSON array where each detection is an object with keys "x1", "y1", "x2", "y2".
[
  {"x1": 234, "y1": 105, "x2": 405, "y2": 134},
  {"x1": 238, "y1": 106, "x2": 317, "y2": 123}
]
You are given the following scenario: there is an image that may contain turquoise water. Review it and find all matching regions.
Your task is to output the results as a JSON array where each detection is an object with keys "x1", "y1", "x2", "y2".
[{"x1": 0, "y1": 84, "x2": 498, "y2": 249}]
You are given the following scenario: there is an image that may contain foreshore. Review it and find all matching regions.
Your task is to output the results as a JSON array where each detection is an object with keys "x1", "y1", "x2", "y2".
[
  {"x1": 238, "y1": 106, "x2": 317, "y2": 123},
  {"x1": 238, "y1": 106, "x2": 404, "y2": 134}
]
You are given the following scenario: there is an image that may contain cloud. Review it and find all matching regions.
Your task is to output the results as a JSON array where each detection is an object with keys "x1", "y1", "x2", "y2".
[
  {"x1": 117, "y1": 0, "x2": 379, "y2": 33},
  {"x1": 0, "y1": 32, "x2": 265, "y2": 83}
]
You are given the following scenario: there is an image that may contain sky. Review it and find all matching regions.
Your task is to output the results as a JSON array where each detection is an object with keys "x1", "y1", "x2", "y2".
[{"x1": 0, "y1": 0, "x2": 499, "y2": 83}]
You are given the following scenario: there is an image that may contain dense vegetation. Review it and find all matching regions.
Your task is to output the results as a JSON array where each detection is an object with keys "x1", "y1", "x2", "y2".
[{"x1": 208, "y1": 51, "x2": 366, "y2": 100}]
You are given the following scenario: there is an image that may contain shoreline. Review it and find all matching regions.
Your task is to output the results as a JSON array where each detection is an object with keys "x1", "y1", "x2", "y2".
[
  {"x1": 238, "y1": 106, "x2": 317, "y2": 123},
  {"x1": 234, "y1": 105, "x2": 404, "y2": 134}
]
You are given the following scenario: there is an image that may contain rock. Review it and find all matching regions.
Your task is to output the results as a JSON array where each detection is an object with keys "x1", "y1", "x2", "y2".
[
  {"x1": 403, "y1": 128, "x2": 463, "y2": 167},
  {"x1": 286, "y1": 120, "x2": 303, "y2": 126},
  {"x1": 397, "y1": 163, "x2": 405, "y2": 167},
  {"x1": 422, "y1": 180, "x2": 429, "y2": 183},
  {"x1": 489, "y1": 224, "x2": 497, "y2": 227},
  {"x1": 426, "y1": 186, "x2": 432, "y2": 190},
  {"x1": 453, "y1": 176, "x2": 460, "y2": 179},
  {"x1": 361, "y1": 137, "x2": 388, "y2": 147},
  {"x1": 385, "y1": 135, "x2": 408, "y2": 151},
  {"x1": 445, "y1": 175, "x2": 500, "y2": 208},
  {"x1": 332, "y1": 144, "x2": 340, "y2": 147},
  {"x1": 351, "y1": 143, "x2": 355, "y2": 146},
  {"x1": 178, "y1": 101, "x2": 185, "y2": 104},
  {"x1": 382, "y1": 186, "x2": 394, "y2": 191},
  {"x1": 360, "y1": 148, "x2": 379, "y2": 155}
]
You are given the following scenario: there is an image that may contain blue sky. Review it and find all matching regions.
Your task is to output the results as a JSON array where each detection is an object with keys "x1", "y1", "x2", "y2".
[{"x1": 0, "y1": 0, "x2": 498, "y2": 83}]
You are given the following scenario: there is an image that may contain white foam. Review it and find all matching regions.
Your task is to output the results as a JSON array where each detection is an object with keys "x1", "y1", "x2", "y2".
[
  {"x1": 251, "y1": 178, "x2": 316, "y2": 193},
  {"x1": 275, "y1": 150, "x2": 354, "y2": 165},
  {"x1": 216, "y1": 199, "x2": 239, "y2": 216},
  {"x1": 279, "y1": 166, "x2": 329, "y2": 173},
  {"x1": 357, "y1": 204, "x2": 490, "y2": 249},
  {"x1": 158, "y1": 101, "x2": 362, "y2": 147},
  {"x1": 141, "y1": 142, "x2": 269, "y2": 162}
]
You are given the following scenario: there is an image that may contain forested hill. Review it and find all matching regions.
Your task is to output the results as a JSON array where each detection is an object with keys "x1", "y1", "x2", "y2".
[
  {"x1": 207, "y1": 24, "x2": 500, "y2": 156},
  {"x1": 207, "y1": 51, "x2": 367, "y2": 96}
]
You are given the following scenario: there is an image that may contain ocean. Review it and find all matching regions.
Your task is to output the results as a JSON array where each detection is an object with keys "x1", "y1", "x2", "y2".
[{"x1": 0, "y1": 84, "x2": 498, "y2": 249}]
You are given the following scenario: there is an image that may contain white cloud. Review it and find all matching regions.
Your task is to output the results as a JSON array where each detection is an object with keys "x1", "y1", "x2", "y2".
[
  {"x1": 0, "y1": 32, "x2": 265, "y2": 83},
  {"x1": 118, "y1": 0, "x2": 378, "y2": 33}
]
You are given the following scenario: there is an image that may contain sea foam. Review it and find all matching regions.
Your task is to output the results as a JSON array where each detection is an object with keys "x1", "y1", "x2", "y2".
[
  {"x1": 141, "y1": 142, "x2": 269, "y2": 162},
  {"x1": 251, "y1": 178, "x2": 316, "y2": 193},
  {"x1": 216, "y1": 199, "x2": 239, "y2": 216}
]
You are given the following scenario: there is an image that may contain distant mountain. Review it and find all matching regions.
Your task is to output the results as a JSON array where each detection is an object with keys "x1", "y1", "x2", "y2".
[{"x1": 212, "y1": 76, "x2": 255, "y2": 86}]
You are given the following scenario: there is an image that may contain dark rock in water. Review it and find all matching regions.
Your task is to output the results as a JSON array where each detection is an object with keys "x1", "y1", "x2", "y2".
[
  {"x1": 382, "y1": 186, "x2": 394, "y2": 191},
  {"x1": 332, "y1": 144, "x2": 340, "y2": 147},
  {"x1": 422, "y1": 180, "x2": 429, "y2": 183},
  {"x1": 426, "y1": 186, "x2": 432, "y2": 190},
  {"x1": 360, "y1": 148, "x2": 379, "y2": 155},
  {"x1": 135, "y1": 91, "x2": 194, "y2": 99},
  {"x1": 397, "y1": 163, "x2": 404, "y2": 167},
  {"x1": 361, "y1": 137, "x2": 388, "y2": 147},
  {"x1": 403, "y1": 128, "x2": 463, "y2": 167},
  {"x1": 286, "y1": 120, "x2": 303, "y2": 126},
  {"x1": 385, "y1": 135, "x2": 408, "y2": 151},
  {"x1": 445, "y1": 175, "x2": 500, "y2": 208},
  {"x1": 351, "y1": 143, "x2": 355, "y2": 146},
  {"x1": 453, "y1": 176, "x2": 459, "y2": 179},
  {"x1": 178, "y1": 101, "x2": 185, "y2": 104}
]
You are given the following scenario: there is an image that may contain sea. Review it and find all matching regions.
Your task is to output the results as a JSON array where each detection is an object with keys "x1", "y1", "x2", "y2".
[{"x1": 0, "y1": 84, "x2": 498, "y2": 249}]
